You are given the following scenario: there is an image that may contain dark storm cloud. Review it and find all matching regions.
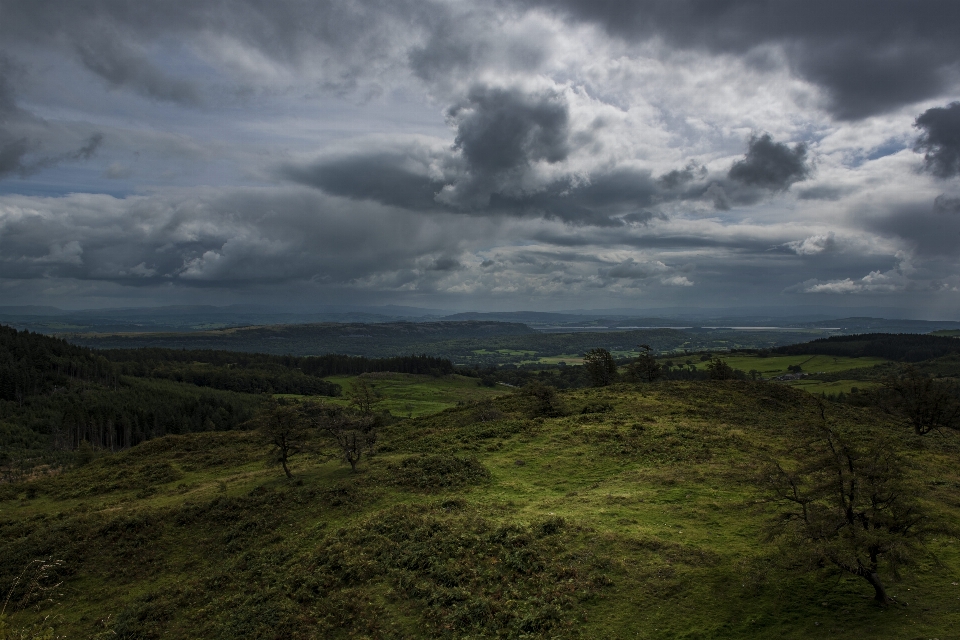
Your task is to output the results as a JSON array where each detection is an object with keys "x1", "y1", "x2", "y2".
[
  {"x1": 281, "y1": 150, "x2": 447, "y2": 210},
  {"x1": 517, "y1": 0, "x2": 960, "y2": 119},
  {"x1": 728, "y1": 134, "x2": 809, "y2": 191},
  {"x1": 284, "y1": 131, "x2": 808, "y2": 223},
  {"x1": 657, "y1": 163, "x2": 706, "y2": 190},
  {"x1": 915, "y1": 102, "x2": 960, "y2": 179},
  {"x1": 284, "y1": 146, "x2": 662, "y2": 226},
  {"x1": 449, "y1": 85, "x2": 569, "y2": 175},
  {"x1": 0, "y1": 188, "x2": 479, "y2": 288},
  {"x1": 867, "y1": 199, "x2": 960, "y2": 257}
]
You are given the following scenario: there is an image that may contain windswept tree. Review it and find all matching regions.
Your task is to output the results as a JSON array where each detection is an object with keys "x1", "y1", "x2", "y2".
[
  {"x1": 625, "y1": 344, "x2": 662, "y2": 383},
  {"x1": 256, "y1": 400, "x2": 310, "y2": 479},
  {"x1": 764, "y1": 409, "x2": 932, "y2": 605},
  {"x1": 584, "y1": 348, "x2": 618, "y2": 387},
  {"x1": 350, "y1": 376, "x2": 380, "y2": 415},
  {"x1": 878, "y1": 366, "x2": 960, "y2": 435},
  {"x1": 311, "y1": 405, "x2": 377, "y2": 472}
]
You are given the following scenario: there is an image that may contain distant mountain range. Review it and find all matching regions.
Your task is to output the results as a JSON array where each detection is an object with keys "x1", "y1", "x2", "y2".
[{"x1": 1, "y1": 304, "x2": 958, "y2": 337}]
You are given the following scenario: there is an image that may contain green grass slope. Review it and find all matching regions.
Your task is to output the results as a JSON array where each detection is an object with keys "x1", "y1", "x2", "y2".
[
  {"x1": 318, "y1": 372, "x2": 511, "y2": 418},
  {"x1": 2, "y1": 382, "x2": 959, "y2": 639}
]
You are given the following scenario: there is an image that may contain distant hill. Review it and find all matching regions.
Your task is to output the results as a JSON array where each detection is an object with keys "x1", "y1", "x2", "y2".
[
  {"x1": 65, "y1": 321, "x2": 537, "y2": 357},
  {"x1": 773, "y1": 333, "x2": 960, "y2": 362}
]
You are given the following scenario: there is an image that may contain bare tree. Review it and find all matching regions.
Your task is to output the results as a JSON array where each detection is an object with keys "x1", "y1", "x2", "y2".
[
  {"x1": 256, "y1": 401, "x2": 310, "y2": 479},
  {"x1": 764, "y1": 408, "x2": 932, "y2": 605},
  {"x1": 350, "y1": 376, "x2": 380, "y2": 415},
  {"x1": 312, "y1": 406, "x2": 377, "y2": 472}
]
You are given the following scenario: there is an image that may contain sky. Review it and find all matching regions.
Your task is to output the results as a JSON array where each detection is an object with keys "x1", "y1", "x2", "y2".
[{"x1": 1, "y1": 1, "x2": 960, "y2": 316}]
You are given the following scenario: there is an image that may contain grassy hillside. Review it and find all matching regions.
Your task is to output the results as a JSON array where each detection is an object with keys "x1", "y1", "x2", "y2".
[
  {"x1": 2, "y1": 381, "x2": 958, "y2": 639},
  {"x1": 318, "y1": 373, "x2": 511, "y2": 418}
]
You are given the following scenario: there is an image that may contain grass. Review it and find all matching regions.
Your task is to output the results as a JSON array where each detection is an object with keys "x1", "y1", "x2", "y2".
[
  {"x1": 2, "y1": 381, "x2": 959, "y2": 638},
  {"x1": 698, "y1": 354, "x2": 890, "y2": 377},
  {"x1": 317, "y1": 373, "x2": 510, "y2": 417},
  {"x1": 782, "y1": 378, "x2": 878, "y2": 395},
  {"x1": 533, "y1": 354, "x2": 584, "y2": 365}
]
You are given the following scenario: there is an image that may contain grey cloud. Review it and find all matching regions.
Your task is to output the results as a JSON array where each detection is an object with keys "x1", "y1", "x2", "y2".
[
  {"x1": 704, "y1": 183, "x2": 730, "y2": 210},
  {"x1": 75, "y1": 38, "x2": 200, "y2": 105},
  {"x1": 72, "y1": 133, "x2": 104, "y2": 160},
  {"x1": 425, "y1": 256, "x2": 462, "y2": 271},
  {"x1": 2, "y1": 1, "x2": 956, "y2": 120},
  {"x1": 0, "y1": 188, "x2": 482, "y2": 289},
  {"x1": 285, "y1": 129, "x2": 807, "y2": 222},
  {"x1": 103, "y1": 162, "x2": 133, "y2": 179},
  {"x1": 601, "y1": 258, "x2": 669, "y2": 280},
  {"x1": 728, "y1": 134, "x2": 809, "y2": 191},
  {"x1": 621, "y1": 210, "x2": 667, "y2": 225},
  {"x1": 797, "y1": 184, "x2": 853, "y2": 201},
  {"x1": 915, "y1": 102, "x2": 960, "y2": 179},
  {"x1": 783, "y1": 233, "x2": 837, "y2": 256},
  {"x1": 933, "y1": 194, "x2": 960, "y2": 214},
  {"x1": 517, "y1": 0, "x2": 960, "y2": 119},
  {"x1": 0, "y1": 134, "x2": 30, "y2": 178},
  {"x1": 0, "y1": 57, "x2": 104, "y2": 178},
  {"x1": 281, "y1": 149, "x2": 448, "y2": 211},
  {"x1": 407, "y1": 13, "x2": 483, "y2": 83},
  {"x1": 867, "y1": 200, "x2": 960, "y2": 257},
  {"x1": 17, "y1": 134, "x2": 104, "y2": 177},
  {"x1": 449, "y1": 85, "x2": 569, "y2": 175},
  {"x1": 0, "y1": 0, "x2": 438, "y2": 101},
  {"x1": 0, "y1": 54, "x2": 30, "y2": 177},
  {"x1": 284, "y1": 85, "x2": 587, "y2": 218},
  {"x1": 657, "y1": 163, "x2": 706, "y2": 189}
]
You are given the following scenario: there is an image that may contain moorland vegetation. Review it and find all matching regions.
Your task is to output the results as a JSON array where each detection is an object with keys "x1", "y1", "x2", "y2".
[{"x1": 1, "y1": 326, "x2": 959, "y2": 638}]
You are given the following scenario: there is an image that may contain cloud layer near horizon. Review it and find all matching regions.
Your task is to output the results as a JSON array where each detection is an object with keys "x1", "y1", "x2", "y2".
[{"x1": 1, "y1": 0, "x2": 960, "y2": 313}]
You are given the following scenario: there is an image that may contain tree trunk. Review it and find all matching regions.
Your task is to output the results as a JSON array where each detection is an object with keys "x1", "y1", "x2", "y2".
[
  {"x1": 281, "y1": 455, "x2": 292, "y2": 479},
  {"x1": 864, "y1": 571, "x2": 893, "y2": 605}
]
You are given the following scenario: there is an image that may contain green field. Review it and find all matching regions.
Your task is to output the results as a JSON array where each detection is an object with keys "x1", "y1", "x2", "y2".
[
  {"x1": 3, "y1": 381, "x2": 959, "y2": 638},
  {"x1": 707, "y1": 354, "x2": 889, "y2": 377},
  {"x1": 535, "y1": 355, "x2": 582, "y2": 365},
  {"x1": 780, "y1": 378, "x2": 876, "y2": 396},
  {"x1": 317, "y1": 373, "x2": 510, "y2": 417}
]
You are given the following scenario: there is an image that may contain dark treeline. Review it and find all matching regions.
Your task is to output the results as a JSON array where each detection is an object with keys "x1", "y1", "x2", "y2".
[
  {"x1": 1, "y1": 378, "x2": 263, "y2": 458},
  {"x1": 458, "y1": 358, "x2": 726, "y2": 390},
  {"x1": 461, "y1": 364, "x2": 593, "y2": 390},
  {"x1": 0, "y1": 325, "x2": 119, "y2": 404},
  {"x1": 130, "y1": 365, "x2": 343, "y2": 396},
  {"x1": 104, "y1": 349, "x2": 454, "y2": 395},
  {"x1": 104, "y1": 348, "x2": 454, "y2": 377},
  {"x1": 774, "y1": 333, "x2": 960, "y2": 362},
  {"x1": 1, "y1": 326, "x2": 459, "y2": 459}
]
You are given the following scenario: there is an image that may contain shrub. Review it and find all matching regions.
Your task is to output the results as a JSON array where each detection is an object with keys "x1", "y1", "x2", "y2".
[{"x1": 385, "y1": 455, "x2": 490, "y2": 491}]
